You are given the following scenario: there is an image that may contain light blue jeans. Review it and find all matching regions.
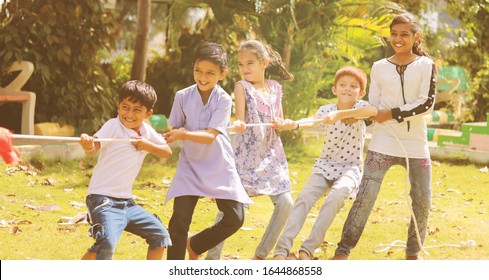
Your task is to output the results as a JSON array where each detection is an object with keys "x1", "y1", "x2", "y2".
[
  {"x1": 335, "y1": 151, "x2": 432, "y2": 258},
  {"x1": 206, "y1": 192, "x2": 293, "y2": 259},
  {"x1": 86, "y1": 194, "x2": 171, "y2": 260},
  {"x1": 274, "y1": 173, "x2": 355, "y2": 258}
]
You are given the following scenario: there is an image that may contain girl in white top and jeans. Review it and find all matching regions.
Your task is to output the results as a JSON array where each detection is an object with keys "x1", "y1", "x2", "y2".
[{"x1": 333, "y1": 12, "x2": 437, "y2": 260}]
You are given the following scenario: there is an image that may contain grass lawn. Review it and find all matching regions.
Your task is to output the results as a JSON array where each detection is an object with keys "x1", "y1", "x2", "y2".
[{"x1": 0, "y1": 138, "x2": 488, "y2": 260}]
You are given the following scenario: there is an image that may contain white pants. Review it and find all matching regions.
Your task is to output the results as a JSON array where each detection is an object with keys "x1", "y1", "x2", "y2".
[{"x1": 274, "y1": 173, "x2": 355, "y2": 258}]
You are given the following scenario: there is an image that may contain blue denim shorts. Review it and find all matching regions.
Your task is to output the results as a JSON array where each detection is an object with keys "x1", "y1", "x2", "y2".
[{"x1": 86, "y1": 194, "x2": 171, "y2": 259}]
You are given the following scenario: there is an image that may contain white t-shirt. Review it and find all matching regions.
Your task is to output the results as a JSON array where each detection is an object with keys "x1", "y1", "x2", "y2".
[
  {"x1": 87, "y1": 117, "x2": 166, "y2": 199},
  {"x1": 368, "y1": 56, "x2": 436, "y2": 158},
  {"x1": 312, "y1": 100, "x2": 369, "y2": 187}
]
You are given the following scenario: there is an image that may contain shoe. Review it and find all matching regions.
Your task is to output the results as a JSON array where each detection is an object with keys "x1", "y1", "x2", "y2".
[
  {"x1": 406, "y1": 255, "x2": 424, "y2": 260},
  {"x1": 330, "y1": 254, "x2": 349, "y2": 260}
]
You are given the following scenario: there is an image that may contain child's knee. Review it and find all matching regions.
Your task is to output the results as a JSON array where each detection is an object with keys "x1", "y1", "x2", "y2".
[
  {"x1": 88, "y1": 223, "x2": 116, "y2": 259},
  {"x1": 221, "y1": 210, "x2": 244, "y2": 231},
  {"x1": 276, "y1": 194, "x2": 293, "y2": 213}
]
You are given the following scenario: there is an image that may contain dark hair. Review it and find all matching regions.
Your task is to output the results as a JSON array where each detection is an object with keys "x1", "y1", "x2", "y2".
[
  {"x1": 119, "y1": 80, "x2": 157, "y2": 110},
  {"x1": 334, "y1": 66, "x2": 368, "y2": 92},
  {"x1": 194, "y1": 41, "x2": 228, "y2": 72},
  {"x1": 238, "y1": 39, "x2": 294, "y2": 81},
  {"x1": 390, "y1": 12, "x2": 433, "y2": 60}
]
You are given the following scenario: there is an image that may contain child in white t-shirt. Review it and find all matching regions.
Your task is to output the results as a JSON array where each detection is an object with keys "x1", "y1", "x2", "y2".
[{"x1": 79, "y1": 80, "x2": 172, "y2": 260}]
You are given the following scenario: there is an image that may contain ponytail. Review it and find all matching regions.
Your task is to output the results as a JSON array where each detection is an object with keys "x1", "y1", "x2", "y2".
[{"x1": 264, "y1": 44, "x2": 294, "y2": 81}]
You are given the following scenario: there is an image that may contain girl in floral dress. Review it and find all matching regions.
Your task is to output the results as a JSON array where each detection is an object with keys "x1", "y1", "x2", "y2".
[{"x1": 207, "y1": 39, "x2": 296, "y2": 260}]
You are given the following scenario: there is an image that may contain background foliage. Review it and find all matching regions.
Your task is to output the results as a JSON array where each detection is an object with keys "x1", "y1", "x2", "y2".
[
  {"x1": 1, "y1": 0, "x2": 488, "y2": 136},
  {"x1": 0, "y1": 0, "x2": 118, "y2": 134}
]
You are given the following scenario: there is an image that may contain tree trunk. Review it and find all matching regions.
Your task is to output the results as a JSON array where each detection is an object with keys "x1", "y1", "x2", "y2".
[
  {"x1": 131, "y1": 0, "x2": 151, "y2": 81},
  {"x1": 282, "y1": 25, "x2": 293, "y2": 71}
]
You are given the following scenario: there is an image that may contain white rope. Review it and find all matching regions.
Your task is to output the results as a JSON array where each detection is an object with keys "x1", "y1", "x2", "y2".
[
  {"x1": 227, "y1": 118, "x2": 324, "y2": 129},
  {"x1": 383, "y1": 122, "x2": 428, "y2": 256},
  {"x1": 375, "y1": 123, "x2": 476, "y2": 256},
  {"x1": 11, "y1": 134, "x2": 135, "y2": 142},
  {"x1": 374, "y1": 240, "x2": 476, "y2": 253}
]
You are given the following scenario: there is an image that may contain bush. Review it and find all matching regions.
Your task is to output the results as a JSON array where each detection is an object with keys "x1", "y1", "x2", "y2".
[{"x1": 0, "y1": 0, "x2": 119, "y2": 133}]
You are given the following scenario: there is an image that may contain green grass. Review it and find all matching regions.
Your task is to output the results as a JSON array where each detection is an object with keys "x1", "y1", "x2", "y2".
[{"x1": 1, "y1": 139, "x2": 488, "y2": 260}]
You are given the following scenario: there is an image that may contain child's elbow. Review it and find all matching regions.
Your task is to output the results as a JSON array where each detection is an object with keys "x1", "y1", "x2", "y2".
[
  {"x1": 163, "y1": 148, "x2": 173, "y2": 158},
  {"x1": 158, "y1": 146, "x2": 173, "y2": 159}
]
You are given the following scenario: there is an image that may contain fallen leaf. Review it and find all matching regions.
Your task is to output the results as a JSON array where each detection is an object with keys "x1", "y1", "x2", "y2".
[
  {"x1": 239, "y1": 227, "x2": 253, "y2": 231},
  {"x1": 446, "y1": 188, "x2": 461, "y2": 194},
  {"x1": 10, "y1": 226, "x2": 21, "y2": 234},
  {"x1": 68, "y1": 201, "x2": 86, "y2": 207},
  {"x1": 162, "y1": 179, "x2": 172, "y2": 185},
  {"x1": 0, "y1": 193, "x2": 16, "y2": 197},
  {"x1": 63, "y1": 188, "x2": 73, "y2": 193},
  {"x1": 13, "y1": 219, "x2": 32, "y2": 225},
  {"x1": 25, "y1": 204, "x2": 61, "y2": 211},
  {"x1": 142, "y1": 182, "x2": 157, "y2": 188},
  {"x1": 59, "y1": 213, "x2": 88, "y2": 225},
  {"x1": 41, "y1": 178, "x2": 56, "y2": 186}
]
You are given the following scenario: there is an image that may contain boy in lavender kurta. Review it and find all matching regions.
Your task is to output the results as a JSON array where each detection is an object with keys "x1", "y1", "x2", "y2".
[{"x1": 164, "y1": 41, "x2": 253, "y2": 260}]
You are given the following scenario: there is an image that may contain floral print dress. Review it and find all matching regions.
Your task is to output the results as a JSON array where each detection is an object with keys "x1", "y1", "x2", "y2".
[{"x1": 233, "y1": 79, "x2": 292, "y2": 197}]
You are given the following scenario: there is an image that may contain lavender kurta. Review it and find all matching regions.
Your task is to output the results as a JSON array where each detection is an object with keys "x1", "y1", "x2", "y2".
[{"x1": 165, "y1": 84, "x2": 253, "y2": 204}]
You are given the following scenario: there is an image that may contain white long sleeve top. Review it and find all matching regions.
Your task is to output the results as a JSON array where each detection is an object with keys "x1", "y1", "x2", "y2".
[{"x1": 368, "y1": 56, "x2": 436, "y2": 158}]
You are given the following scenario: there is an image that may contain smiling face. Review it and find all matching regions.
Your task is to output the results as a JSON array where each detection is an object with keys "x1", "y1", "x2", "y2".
[
  {"x1": 332, "y1": 75, "x2": 365, "y2": 106},
  {"x1": 117, "y1": 97, "x2": 152, "y2": 131},
  {"x1": 193, "y1": 59, "x2": 227, "y2": 95},
  {"x1": 390, "y1": 23, "x2": 420, "y2": 55},
  {"x1": 237, "y1": 50, "x2": 269, "y2": 84}
]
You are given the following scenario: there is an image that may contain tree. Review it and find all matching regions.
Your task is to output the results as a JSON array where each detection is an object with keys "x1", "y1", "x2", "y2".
[
  {"x1": 131, "y1": 0, "x2": 151, "y2": 81},
  {"x1": 204, "y1": 0, "x2": 405, "y2": 119},
  {"x1": 444, "y1": 0, "x2": 489, "y2": 122},
  {"x1": 0, "y1": 0, "x2": 118, "y2": 133}
]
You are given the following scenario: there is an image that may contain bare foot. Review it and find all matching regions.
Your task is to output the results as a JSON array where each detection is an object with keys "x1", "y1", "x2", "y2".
[
  {"x1": 330, "y1": 254, "x2": 349, "y2": 260},
  {"x1": 252, "y1": 255, "x2": 264, "y2": 260},
  {"x1": 273, "y1": 255, "x2": 286, "y2": 260},
  {"x1": 187, "y1": 237, "x2": 199, "y2": 260},
  {"x1": 298, "y1": 251, "x2": 311, "y2": 260},
  {"x1": 286, "y1": 252, "x2": 298, "y2": 260},
  {"x1": 406, "y1": 255, "x2": 424, "y2": 260}
]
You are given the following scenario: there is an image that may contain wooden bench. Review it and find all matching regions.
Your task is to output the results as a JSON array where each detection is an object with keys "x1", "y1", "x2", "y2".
[{"x1": 0, "y1": 61, "x2": 36, "y2": 135}]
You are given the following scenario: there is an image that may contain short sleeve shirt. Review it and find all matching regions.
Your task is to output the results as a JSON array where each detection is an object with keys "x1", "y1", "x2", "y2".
[
  {"x1": 312, "y1": 100, "x2": 369, "y2": 187},
  {"x1": 165, "y1": 84, "x2": 253, "y2": 204},
  {"x1": 88, "y1": 117, "x2": 166, "y2": 199}
]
